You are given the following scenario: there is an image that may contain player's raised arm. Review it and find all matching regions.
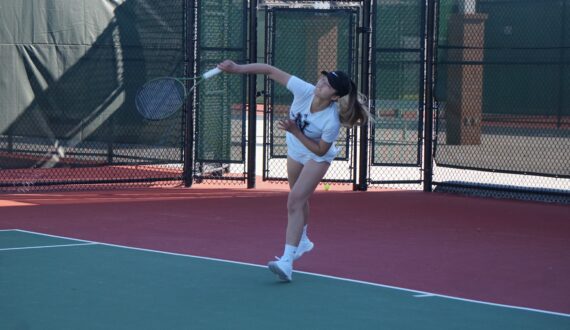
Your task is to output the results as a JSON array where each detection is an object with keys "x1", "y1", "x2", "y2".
[{"x1": 217, "y1": 60, "x2": 291, "y2": 87}]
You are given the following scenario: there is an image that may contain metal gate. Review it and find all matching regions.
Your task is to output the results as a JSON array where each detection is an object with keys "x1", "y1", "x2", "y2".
[
  {"x1": 192, "y1": 0, "x2": 249, "y2": 183},
  {"x1": 366, "y1": 0, "x2": 426, "y2": 189},
  {"x1": 262, "y1": 7, "x2": 359, "y2": 183}
]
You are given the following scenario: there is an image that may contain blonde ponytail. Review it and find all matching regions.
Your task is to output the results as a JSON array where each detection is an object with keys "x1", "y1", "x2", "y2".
[{"x1": 337, "y1": 81, "x2": 369, "y2": 128}]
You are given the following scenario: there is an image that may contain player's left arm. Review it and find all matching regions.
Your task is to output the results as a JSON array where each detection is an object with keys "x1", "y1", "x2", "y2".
[{"x1": 277, "y1": 119, "x2": 332, "y2": 156}]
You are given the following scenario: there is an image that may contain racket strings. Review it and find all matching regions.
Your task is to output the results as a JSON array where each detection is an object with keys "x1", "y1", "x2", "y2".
[
  {"x1": 135, "y1": 67, "x2": 219, "y2": 120},
  {"x1": 136, "y1": 78, "x2": 186, "y2": 120}
]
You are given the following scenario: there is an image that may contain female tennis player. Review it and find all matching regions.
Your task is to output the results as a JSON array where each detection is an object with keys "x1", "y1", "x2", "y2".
[{"x1": 218, "y1": 60, "x2": 368, "y2": 282}]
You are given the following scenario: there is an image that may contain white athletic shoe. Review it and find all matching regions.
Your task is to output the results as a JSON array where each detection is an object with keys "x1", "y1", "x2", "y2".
[
  {"x1": 268, "y1": 258, "x2": 293, "y2": 282},
  {"x1": 293, "y1": 239, "x2": 314, "y2": 261}
]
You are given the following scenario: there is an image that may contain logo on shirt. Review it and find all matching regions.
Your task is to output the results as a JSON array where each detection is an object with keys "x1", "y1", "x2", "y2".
[{"x1": 293, "y1": 113, "x2": 310, "y2": 133}]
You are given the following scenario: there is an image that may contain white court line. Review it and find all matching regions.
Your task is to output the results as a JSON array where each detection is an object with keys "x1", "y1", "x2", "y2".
[
  {"x1": 0, "y1": 242, "x2": 97, "y2": 251},
  {"x1": 414, "y1": 293, "x2": 436, "y2": 298},
  {"x1": 12, "y1": 229, "x2": 570, "y2": 319},
  {"x1": 0, "y1": 229, "x2": 18, "y2": 232}
]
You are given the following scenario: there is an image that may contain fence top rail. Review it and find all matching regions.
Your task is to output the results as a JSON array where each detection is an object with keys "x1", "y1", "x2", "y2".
[{"x1": 259, "y1": 1, "x2": 362, "y2": 9}]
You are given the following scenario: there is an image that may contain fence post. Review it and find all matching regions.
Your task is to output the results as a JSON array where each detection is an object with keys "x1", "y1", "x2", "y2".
[
  {"x1": 247, "y1": 0, "x2": 258, "y2": 188},
  {"x1": 423, "y1": 0, "x2": 436, "y2": 192},
  {"x1": 558, "y1": 0, "x2": 567, "y2": 128},
  {"x1": 357, "y1": 0, "x2": 372, "y2": 191},
  {"x1": 183, "y1": 0, "x2": 196, "y2": 187}
]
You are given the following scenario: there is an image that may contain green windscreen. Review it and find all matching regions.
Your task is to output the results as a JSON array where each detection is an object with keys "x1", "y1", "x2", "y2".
[
  {"x1": 195, "y1": 0, "x2": 247, "y2": 164},
  {"x1": 0, "y1": 0, "x2": 189, "y2": 191}
]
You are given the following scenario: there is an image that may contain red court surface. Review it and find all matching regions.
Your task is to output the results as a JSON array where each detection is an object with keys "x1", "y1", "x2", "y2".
[{"x1": 1, "y1": 187, "x2": 569, "y2": 314}]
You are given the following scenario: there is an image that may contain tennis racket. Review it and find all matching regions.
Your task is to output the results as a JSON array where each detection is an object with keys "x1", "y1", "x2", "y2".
[{"x1": 135, "y1": 67, "x2": 222, "y2": 120}]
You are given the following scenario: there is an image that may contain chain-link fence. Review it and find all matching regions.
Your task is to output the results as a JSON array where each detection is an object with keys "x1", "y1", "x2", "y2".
[
  {"x1": 1, "y1": 0, "x2": 568, "y2": 202},
  {"x1": 193, "y1": 0, "x2": 248, "y2": 185},
  {"x1": 434, "y1": 0, "x2": 570, "y2": 202},
  {"x1": 0, "y1": 0, "x2": 191, "y2": 192},
  {"x1": 262, "y1": 6, "x2": 359, "y2": 185},
  {"x1": 367, "y1": 0, "x2": 426, "y2": 189}
]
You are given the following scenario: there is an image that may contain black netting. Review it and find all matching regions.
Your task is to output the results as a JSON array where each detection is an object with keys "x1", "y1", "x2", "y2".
[
  {"x1": 1, "y1": 0, "x2": 567, "y2": 202},
  {"x1": 434, "y1": 0, "x2": 570, "y2": 198},
  {"x1": 0, "y1": 0, "x2": 189, "y2": 192},
  {"x1": 435, "y1": 0, "x2": 569, "y2": 176}
]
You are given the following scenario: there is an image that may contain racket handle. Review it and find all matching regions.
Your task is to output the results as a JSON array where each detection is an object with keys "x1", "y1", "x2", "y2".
[{"x1": 202, "y1": 67, "x2": 222, "y2": 79}]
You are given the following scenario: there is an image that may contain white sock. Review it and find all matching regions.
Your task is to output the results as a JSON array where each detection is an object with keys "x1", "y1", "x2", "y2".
[
  {"x1": 281, "y1": 244, "x2": 296, "y2": 262},
  {"x1": 301, "y1": 225, "x2": 309, "y2": 241}
]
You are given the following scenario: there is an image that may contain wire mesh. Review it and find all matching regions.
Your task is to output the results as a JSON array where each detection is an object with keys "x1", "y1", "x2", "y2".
[
  {"x1": 368, "y1": 0, "x2": 425, "y2": 189},
  {"x1": 434, "y1": 0, "x2": 570, "y2": 201},
  {"x1": 0, "y1": 0, "x2": 190, "y2": 192},
  {"x1": 263, "y1": 7, "x2": 358, "y2": 185},
  {"x1": 193, "y1": 0, "x2": 248, "y2": 185},
  {"x1": 1, "y1": 0, "x2": 567, "y2": 203}
]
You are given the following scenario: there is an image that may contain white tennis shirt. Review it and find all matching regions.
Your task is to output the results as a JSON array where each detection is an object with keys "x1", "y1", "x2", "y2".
[{"x1": 285, "y1": 76, "x2": 341, "y2": 164}]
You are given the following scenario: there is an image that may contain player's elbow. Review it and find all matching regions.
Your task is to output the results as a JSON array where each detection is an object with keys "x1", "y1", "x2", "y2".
[
  {"x1": 315, "y1": 148, "x2": 329, "y2": 157},
  {"x1": 315, "y1": 142, "x2": 332, "y2": 157}
]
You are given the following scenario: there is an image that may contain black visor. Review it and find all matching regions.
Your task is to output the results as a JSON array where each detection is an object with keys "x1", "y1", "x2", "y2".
[{"x1": 321, "y1": 70, "x2": 351, "y2": 97}]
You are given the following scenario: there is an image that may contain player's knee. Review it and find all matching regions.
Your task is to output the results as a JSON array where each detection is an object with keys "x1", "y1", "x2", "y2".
[{"x1": 287, "y1": 194, "x2": 305, "y2": 214}]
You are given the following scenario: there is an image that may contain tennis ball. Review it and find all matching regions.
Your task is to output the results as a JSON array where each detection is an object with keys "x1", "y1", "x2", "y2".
[{"x1": 323, "y1": 183, "x2": 331, "y2": 191}]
